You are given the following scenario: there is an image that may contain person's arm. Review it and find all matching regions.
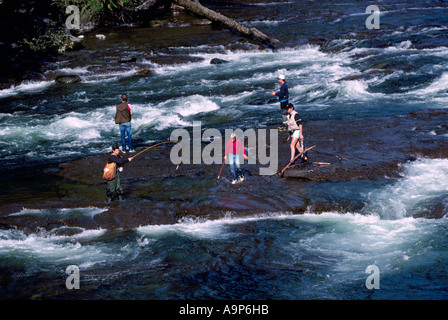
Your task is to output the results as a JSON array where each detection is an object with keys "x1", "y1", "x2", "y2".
[
  {"x1": 127, "y1": 104, "x2": 133, "y2": 116},
  {"x1": 275, "y1": 83, "x2": 287, "y2": 98},
  {"x1": 295, "y1": 114, "x2": 304, "y2": 140},
  {"x1": 237, "y1": 140, "x2": 248, "y2": 160},
  {"x1": 236, "y1": 140, "x2": 246, "y2": 155},
  {"x1": 108, "y1": 155, "x2": 130, "y2": 166}
]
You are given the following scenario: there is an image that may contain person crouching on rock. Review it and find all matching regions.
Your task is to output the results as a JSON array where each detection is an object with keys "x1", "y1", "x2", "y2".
[
  {"x1": 224, "y1": 133, "x2": 248, "y2": 184},
  {"x1": 107, "y1": 144, "x2": 133, "y2": 202},
  {"x1": 286, "y1": 103, "x2": 304, "y2": 163}
]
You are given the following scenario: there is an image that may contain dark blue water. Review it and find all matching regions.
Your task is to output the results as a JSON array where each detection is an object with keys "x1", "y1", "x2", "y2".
[{"x1": 1, "y1": 0, "x2": 448, "y2": 300}]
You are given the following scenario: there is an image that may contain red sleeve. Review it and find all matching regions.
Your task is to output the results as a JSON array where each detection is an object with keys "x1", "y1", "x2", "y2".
[{"x1": 127, "y1": 104, "x2": 131, "y2": 111}]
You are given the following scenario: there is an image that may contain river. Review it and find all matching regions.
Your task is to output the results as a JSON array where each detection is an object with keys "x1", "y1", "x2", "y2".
[{"x1": 0, "y1": 0, "x2": 448, "y2": 301}]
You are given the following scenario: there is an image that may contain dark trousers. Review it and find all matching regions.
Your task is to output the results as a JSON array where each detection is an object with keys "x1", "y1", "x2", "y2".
[
  {"x1": 280, "y1": 101, "x2": 288, "y2": 123},
  {"x1": 107, "y1": 170, "x2": 123, "y2": 199}
]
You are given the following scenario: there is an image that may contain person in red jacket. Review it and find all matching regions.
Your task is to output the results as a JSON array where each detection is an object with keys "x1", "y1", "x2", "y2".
[
  {"x1": 115, "y1": 94, "x2": 135, "y2": 153},
  {"x1": 224, "y1": 133, "x2": 248, "y2": 184}
]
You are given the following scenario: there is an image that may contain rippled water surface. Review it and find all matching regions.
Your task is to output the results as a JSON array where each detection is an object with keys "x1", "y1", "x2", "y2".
[{"x1": 1, "y1": 0, "x2": 448, "y2": 300}]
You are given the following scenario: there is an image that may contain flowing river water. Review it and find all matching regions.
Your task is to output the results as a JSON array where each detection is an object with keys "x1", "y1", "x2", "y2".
[{"x1": 1, "y1": 0, "x2": 448, "y2": 300}]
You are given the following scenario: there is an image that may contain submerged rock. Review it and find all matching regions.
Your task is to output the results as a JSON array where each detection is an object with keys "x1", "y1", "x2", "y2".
[
  {"x1": 118, "y1": 56, "x2": 137, "y2": 63},
  {"x1": 55, "y1": 74, "x2": 81, "y2": 84},
  {"x1": 210, "y1": 58, "x2": 229, "y2": 65}
]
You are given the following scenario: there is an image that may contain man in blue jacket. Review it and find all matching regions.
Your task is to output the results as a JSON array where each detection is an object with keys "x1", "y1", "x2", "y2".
[{"x1": 270, "y1": 74, "x2": 289, "y2": 127}]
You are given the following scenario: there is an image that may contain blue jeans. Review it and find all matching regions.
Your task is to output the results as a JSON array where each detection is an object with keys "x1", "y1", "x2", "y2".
[
  {"x1": 119, "y1": 122, "x2": 133, "y2": 151},
  {"x1": 228, "y1": 154, "x2": 242, "y2": 180}
]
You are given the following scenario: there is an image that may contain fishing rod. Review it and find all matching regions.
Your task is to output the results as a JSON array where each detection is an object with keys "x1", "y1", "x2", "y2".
[
  {"x1": 132, "y1": 140, "x2": 179, "y2": 159},
  {"x1": 131, "y1": 140, "x2": 181, "y2": 170}
]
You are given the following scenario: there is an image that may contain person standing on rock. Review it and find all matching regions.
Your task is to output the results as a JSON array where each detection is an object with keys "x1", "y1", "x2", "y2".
[
  {"x1": 106, "y1": 144, "x2": 133, "y2": 202},
  {"x1": 270, "y1": 74, "x2": 289, "y2": 127},
  {"x1": 286, "y1": 103, "x2": 305, "y2": 163},
  {"x1": 115, "y1": 94, "x2": 135, "y2": 153},
  {"x1": 224, "y1": 133, "x2": 249, "y2": 184}
]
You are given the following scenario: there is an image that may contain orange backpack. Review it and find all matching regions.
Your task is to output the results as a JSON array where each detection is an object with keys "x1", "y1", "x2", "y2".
[{"x1": 103, "y1": 162, "x2": 116, "y2": 180}]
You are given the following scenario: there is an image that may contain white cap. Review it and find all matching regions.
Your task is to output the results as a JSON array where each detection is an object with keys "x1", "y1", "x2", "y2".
[{"x1": 278, "y1": 74, "x2": 285, "y2": 80}]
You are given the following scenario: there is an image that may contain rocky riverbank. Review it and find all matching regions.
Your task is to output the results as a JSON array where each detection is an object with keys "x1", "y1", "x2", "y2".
[{"x1": 1, "y1": 109, "x2": 447, "y2": 234}]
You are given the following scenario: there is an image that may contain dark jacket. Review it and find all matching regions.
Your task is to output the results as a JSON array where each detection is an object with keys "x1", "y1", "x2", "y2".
[
  {"x1": 108, "y1": 154, "x2": 130, "y2": 166},
  {"x1": 275, "y1": 82, "x2": 289, "y2": 102},
  {"x1": 115, "y1": 102, "x2": 132, "y2": 124}
]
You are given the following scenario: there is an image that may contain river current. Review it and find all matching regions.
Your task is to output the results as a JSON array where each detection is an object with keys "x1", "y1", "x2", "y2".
[{"x1": 1, "y1": 0, "x2": 448, "y2": 300}]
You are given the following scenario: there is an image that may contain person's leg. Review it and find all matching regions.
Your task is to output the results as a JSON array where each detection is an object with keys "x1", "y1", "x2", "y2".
[
  {"x1": 280, "y1": 101, "x2": 288, "y2": 125},
  {"x1": 235, "y1": 153, "x2": 242, "y2": 179},
  {"x1": 296, "y1": 135, "x2": 303, "y2": 155},
  {"x1": 119, "y1": 124, "x2": 127, "y2": 152},
  {"x1": 114, "y1": 171, "x2": 124, "y2": 200},
  {"x1": 107, "y1": 178, "x2": 117, "y2": 202},
  {"x1": 290, "y1": 137, "x2": 299, "y2": 162},
  {"x1": 229, "y1": 154, "x2": 237, "y2": 181},
  {"x1": 125, "y1": 123, "x2": 134, "y2": 152}
]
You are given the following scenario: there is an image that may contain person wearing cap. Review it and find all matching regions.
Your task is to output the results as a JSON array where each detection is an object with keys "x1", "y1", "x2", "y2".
[
  {"x1": 106, "y1": 144, "x2": 133, "y2": 202},
  {"x1": 115, "y1": 94, "x2": 135, "y2": 153},
  {"x1": 285, "y1": 103, "x2": 304, "y2": 163},
  {"x1": 270, "y1": 74, "x2": 289, "y2": 125}
]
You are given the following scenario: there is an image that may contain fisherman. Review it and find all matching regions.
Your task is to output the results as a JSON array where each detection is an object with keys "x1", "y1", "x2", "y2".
[
  {"x1": 270, "y1": 74, "x2": 289, "y2": 126},
  {"x1": 115, "y1": 94, "x2": 135, "y2": 153},
  {"x1": 224, "y1": 133, "x2": 249, "y2": 184},
  {"x1": 106, "y1": 144, "x2": 133, "y2": 202},
  {"x1": 285, "y1": 103, "x2": 305, "y2": 163}
]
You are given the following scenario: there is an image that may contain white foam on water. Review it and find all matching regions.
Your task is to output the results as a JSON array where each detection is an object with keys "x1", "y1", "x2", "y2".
[
  {"x1": 0, "y1": 227, "x2": 107, "y2": 262},
  {"x1": 174, "y1": 95, "x2": 220, "y2": 117},
  {"x1": 364, "y1": 158, "x2": 448, "y2": 219},
  {"x1": 8, "y1": 207, "x2": 106, "y2": 218},
  {"x1": 0, "y1": 80, "x2": 54, "y2": 98},
  {"x1": 411, "y1": 72, "x2": 448, "y2": 96},
  {"x1": 136, "y1": 212, "x2": 294, "y2": 240}
]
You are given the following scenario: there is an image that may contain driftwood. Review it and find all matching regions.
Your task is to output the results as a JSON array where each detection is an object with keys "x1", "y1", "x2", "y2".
[
  {"x1": 172, "y1": 0, "x2": 279, "y2": 47},
  {"x1": 280, "y1": 145, "x2": 315, "y2": 176}
]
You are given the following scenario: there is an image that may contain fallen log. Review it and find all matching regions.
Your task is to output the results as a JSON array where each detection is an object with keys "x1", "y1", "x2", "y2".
[
  {"x1": 172, "y1": 0, "x2": 279, "y2": 47},
  {"x1": 280, "y1": 145, "x2": 315, "y2": 176}
]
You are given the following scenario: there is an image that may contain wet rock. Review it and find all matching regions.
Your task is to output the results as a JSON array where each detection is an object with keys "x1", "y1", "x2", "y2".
[
  {"x1": 55, "y1": 74, "x2": 81, "y2": 84},
  {"x1": 336, "y1": 74, "x2": 366, "y2": 82},
  {"x1": 118, "y1": 56, "x2": 137, "y2": 63},
  {"x1": 2, "y1": 109, "x2": 448, "y2": 232},
  {"x1": 135, "y1": 67, "x2": 154, "y2": 76},
  {"x1": 210, "y1": 58, "x2": 229, "y2": 65},
  {"x1": 282, "y1": 109, "x2": 448, "y2": 181}
]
